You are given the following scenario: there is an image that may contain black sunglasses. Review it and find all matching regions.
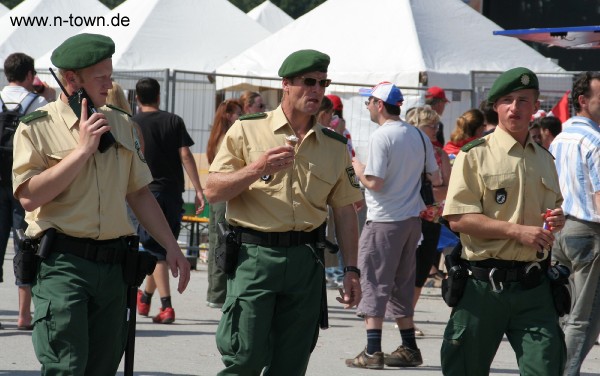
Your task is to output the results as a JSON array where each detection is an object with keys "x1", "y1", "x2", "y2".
[{"x1": 298, "y1": 76, "x2": 331, "y2": 88}]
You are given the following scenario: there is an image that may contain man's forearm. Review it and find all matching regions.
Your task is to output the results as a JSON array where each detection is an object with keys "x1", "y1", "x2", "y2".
[
  {"x1": 181, "y1": 150, "x2": 203, "y2": 193},
  {"x1": 333, "y1": 204, "x2": 359, "y2": 267},
  {"x1": 127, "y1": 187, "x2": 180, "y2": 253},
  {"x1": 446, "y1": 213, "x2": 517, "y2": 240},
  {"x1": 204, "y1": 166, "x2": 262, "y2": 203}
]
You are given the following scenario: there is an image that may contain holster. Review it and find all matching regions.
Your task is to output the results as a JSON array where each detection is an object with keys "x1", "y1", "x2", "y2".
[
  {"x1": 13, "y1": 229, "x2": 39, "y2": 285},
  {"x1": 441, "y1": 242, "x2": 468, "y2": 307},
  {"x1": 316, "y1": 223, "x2": 329, "y2": 330},
  {"x1": 547, "y1": 262, "x2": 571, "y2": 317},
  {"x1": 122, "y1": 235, "x2": 157, "y2": 287},
  {"x1": 216, "y1": 222, "x2": 241, "y2": 274}
]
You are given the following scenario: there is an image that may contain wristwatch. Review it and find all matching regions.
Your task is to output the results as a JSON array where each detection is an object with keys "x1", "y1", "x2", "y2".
[{"x1": 343, "y1": 266, "x2": 361, "y2": 278}]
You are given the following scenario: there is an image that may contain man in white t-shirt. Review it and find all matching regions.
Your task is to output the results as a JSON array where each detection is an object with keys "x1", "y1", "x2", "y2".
[
  {"x1": 0, "y1": 52, "x2": 51, "y2": 330},
  {"x1": 347, "y1": 82, "x2": 440, "y2": 369}
]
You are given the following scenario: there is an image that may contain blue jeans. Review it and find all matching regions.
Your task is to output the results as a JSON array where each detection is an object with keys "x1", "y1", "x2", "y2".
[
  {"x1": 0, "y1": 184, "x2": 26, "y2": 283},
  {"x1": 552, "y1": 216, "x2": 600, "y2": 376}
]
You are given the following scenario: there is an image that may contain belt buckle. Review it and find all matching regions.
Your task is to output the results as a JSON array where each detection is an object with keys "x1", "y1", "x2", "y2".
[{"x1": 489, "y1": 267, "x2": 503, "y2": 293}]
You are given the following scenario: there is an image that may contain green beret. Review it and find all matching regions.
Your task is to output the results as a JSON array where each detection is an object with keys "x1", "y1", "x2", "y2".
[
  {"x1": 487, "y1": 67, "x2": 539, "y2": 103},
  {"x1": 278, "y1": 49, "x2": 330, "y2": 78},
  {"x1": 51, "y1": 33, "x2": 115, "y2": 69}
]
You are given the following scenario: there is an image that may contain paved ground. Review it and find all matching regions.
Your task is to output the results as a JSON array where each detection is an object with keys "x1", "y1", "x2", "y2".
[{"x1": 1, "y1": 242, "x2": 599, "y2": 375}]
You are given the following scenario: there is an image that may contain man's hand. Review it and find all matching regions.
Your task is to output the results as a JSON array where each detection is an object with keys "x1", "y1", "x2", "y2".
[
  {"x1": 351, "y1": 157, "x2": 365, "y2": 178},
  {"x1": 543, "y1": 207, "x2": 565, "y2": 232},
  {"x1": 77, "y1": 98, "x2": 110, "y2": 155},
  {"x1": 516, "y1": 225, "x2": 555, "y2": 253},
  {"x1": 165, "y1": 247, "x2": 191, "y2": 293},
  {"x1": 251, "y1": 145, "x2": 295, "y2": 176},
  {"x1": 195, "y1": 191, "x2": 205, "y2": 214},
  {"x1": 336, "y1": 273, "x2": 361, "y2": 308}
]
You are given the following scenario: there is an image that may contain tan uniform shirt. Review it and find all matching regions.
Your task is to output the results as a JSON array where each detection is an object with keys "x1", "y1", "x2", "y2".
[
  {"x1": 209, "y1": 105, "x2": 362, "y2": 232},
  {"x1": 442, "y1": 127, "x2": 562, "y2": 261},
  {"x1": 12, "y1": 99, "x2": 152, "y2": 239}
]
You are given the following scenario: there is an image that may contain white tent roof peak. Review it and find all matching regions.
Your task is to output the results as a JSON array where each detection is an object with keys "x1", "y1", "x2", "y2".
[
  {"x1": 0, "y1": 3, "x2": 9, "y2": 18},
  {"x1": 0, "y1": 0, "x2": 109, "y2": 61},
  {"x1": 36, "y1": 0, "x2": 271, "y2": 72},
  {"x1": 247, "y1": 1, "x2": 293, "y2": 33},
  {"x1": 218, "y1": 0, "x2": 564, "y2": 89}
]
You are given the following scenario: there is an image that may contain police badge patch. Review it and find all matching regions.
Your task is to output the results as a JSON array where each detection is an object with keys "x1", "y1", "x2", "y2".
[
  {"x1": 134, "y1": 137, "x2": 146, "y2": 163},
  {"x1": 496, "y1": 188, "x2": 507, "y2": 204},
  {"x1": 346, "y1": 166, "x2": 360, "y2": 188}
]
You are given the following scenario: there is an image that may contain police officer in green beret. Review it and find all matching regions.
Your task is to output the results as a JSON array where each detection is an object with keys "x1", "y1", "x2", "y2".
[
  {"x1": 12, "y1": 33, "x2": 191, "y2": 374},
  {"x1": 205, "y1": 49, "x2": 363, "y2": 375},
  {"x1": 440, "y1": 67, "x2": 567, "y2": 374}
]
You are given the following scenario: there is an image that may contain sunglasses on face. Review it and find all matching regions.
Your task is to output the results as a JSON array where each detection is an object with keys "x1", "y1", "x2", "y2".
[{"x1": 297, "y1": 76, "x2": 331, "y2": 88}]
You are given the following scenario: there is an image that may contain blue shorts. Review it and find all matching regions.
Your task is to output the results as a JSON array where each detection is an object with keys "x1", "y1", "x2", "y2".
[{"x1": 137, "y1": 191, "x2": 183, "y2": 261}]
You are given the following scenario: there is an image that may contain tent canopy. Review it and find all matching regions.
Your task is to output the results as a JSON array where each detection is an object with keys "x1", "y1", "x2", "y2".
[
  {"x1": 247, "y1": 1, "x2": 293, "y2": 33},
  {"x1": 494, "y1": 26, "x2": 600, "y2": 49},
  {"x1": 36, "y1": 0, "x2": 270, "y2": 72},
  {"x1": 0, "y1": 0, "x2": 109, "y2": 61},
  {"x1": 218, "y1": 0, "x2": 565, "y2": 91}
]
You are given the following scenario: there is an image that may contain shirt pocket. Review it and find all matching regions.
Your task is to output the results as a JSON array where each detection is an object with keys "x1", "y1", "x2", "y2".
[
  {"x1": 541, "y1": 176, "x2": 561, "y2": 205},
  {"x1": 481, "y1": 172, "x2": 517, "y2": 208},
  {"x1": 302, "y1": 162, "x2": 337, "y2": 207},
  {"x1": 248, "y1": 150, "x2": 284, "y2": 193},
  {"x1": 46, "y1": 149, "x2": 73, "y2": 168}
]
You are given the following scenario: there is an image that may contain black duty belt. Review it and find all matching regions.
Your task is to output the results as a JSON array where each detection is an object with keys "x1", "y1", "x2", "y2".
[
  {"x1": 468, "y1": 258, "x2": 549, "y2": 292},
  {"x1": 52, "y1": 233, "x2": 127, "y2": 264},
  {"x1": 236, "y1": 227, "x2": 319, "y2": 247}
]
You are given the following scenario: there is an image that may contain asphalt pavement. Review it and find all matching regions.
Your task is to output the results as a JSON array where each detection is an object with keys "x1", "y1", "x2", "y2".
[{"x1": 1, "y1": 241, "x2": 599, "y2": 375}]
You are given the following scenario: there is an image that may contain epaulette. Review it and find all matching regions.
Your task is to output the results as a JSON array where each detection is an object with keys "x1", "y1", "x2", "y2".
[
  {"x1": 106, "y1": 104, "x2": 132, "y2": 117},
  {"x1": 322, "y1": 128, "x2": 348, "y2": 144},
  {"x1": 461, "y1": 138, "x2": 485, "y2": 152},
  {"x1": 20, "y1": 110, "x2": 48, "y2": 124},
  {"x1": 239, "y1": 112, "x2": 267, "y2": 121}
]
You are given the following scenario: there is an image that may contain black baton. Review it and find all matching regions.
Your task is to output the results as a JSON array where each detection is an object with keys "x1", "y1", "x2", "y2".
[{"x1": 124, "y1": 286, "x2": 137, "y2": 376}]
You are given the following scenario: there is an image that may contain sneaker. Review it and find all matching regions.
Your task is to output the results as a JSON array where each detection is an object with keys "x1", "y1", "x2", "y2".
[
  {"x1": 137, "y1": 289, "x2": 150, "y2": 316},
  {"x1": 345, "y1": 347, "x2": 384, "y2": 369},
  {"x1": 152, "y1": 307, "x2": 175, "y2": 324},
  {"x1": 414, "y1": 326, "x2": 425, "y2": 337},
  {"x1": 206, "y1": 301, "x2": 223, "y2": 309},
  {"x1": 384, "y1": 345, "x2": 423, "y2": 367}
]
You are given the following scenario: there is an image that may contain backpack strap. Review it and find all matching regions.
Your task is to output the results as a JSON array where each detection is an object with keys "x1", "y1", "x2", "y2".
[{"x1": 19, "y1": 93, "x2": 40, "y2": 115}]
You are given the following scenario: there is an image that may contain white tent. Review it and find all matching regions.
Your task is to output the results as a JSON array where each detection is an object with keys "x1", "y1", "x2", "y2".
[
  {"x1": 0, "y1": 3, "x2": 8, "y2": 18},
  {"x1": 36, "y1": 0, "x2": 270, "y2": 72},
  {"x1": 217, "y1": 0, "x2": 570, "y2": 155},
  {"x1": 0, "y1": 0, "x2": 109, "y2": 61},
  {"x1": 248, "y1": 1, "x2": 293, "y2": 33}
]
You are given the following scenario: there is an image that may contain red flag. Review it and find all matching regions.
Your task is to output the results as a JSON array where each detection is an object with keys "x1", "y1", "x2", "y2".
[{"x1": 550, "y1": 90, "x2": 570, "y2": 123}]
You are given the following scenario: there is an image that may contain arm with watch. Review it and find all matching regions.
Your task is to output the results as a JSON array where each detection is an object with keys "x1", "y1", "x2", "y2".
[{"x1": 332, "y1": 204, "x2": 362, "y2": 308}]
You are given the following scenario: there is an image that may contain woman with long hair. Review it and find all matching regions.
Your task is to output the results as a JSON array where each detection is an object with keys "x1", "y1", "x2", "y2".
[
  {"x1": 206, "y1": 99, "x2": 242, "y2": 308},
  {"x1": 443, "y1": 109, "x2": 485, "y2": 157},
  {"x1": 238, "y1": 90, "x2": 264, "y2": 115}
]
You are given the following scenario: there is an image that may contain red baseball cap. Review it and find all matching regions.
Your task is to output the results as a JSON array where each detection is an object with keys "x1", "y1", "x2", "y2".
[
  {"x1": 326, "y1": 94, "x2": 343, "y2": 111},
  {"x1": 425, "y1": 86, "x2": 449, "y2": 102}
]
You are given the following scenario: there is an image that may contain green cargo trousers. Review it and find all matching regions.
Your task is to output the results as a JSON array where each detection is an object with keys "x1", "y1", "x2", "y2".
[
  {"x1": 441, "y1": 277, "x2": 566, "y2": 375},
  {"x1": 31, "y1": 252, "x2": 128, "y2": 376},
  {"x1": 216, "y1": 243, "x2": 323, "y2": 376}
]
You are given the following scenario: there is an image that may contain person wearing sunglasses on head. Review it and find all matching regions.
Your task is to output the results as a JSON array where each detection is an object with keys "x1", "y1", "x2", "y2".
[{"x1": 205, "y1": 49, "x2": 363, "y2": 376}]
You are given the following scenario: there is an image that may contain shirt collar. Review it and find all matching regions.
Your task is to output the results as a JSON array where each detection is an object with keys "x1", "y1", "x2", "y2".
[
  {"x1": 56, "y1": 97, "x2": 80, "y2": 129},
  {"x1": 271, "y1": 105, "x2": 319, "y2": 140},
  {"x1": 492, "y1": 126, "x2": 538, "y2": 154},
  {"x1": 564, "y1": 116, "x2": 600, "y2": 132}
]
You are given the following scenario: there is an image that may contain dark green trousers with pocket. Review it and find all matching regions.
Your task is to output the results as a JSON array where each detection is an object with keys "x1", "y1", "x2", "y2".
[
  {"x1": 32, "y1": 252, "x2": 128, "y2": 376},
  {"x1": 216, "y1": 243, "x2": 323, "y2": 376},
  {"x1": 441, "y1": 277, "x2": 566, "y2": 375}
]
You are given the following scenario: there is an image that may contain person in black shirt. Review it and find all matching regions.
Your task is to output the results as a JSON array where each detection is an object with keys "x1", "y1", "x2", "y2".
[{"x1": 133, "y1": 77, "x2": 205, "y2": 324}]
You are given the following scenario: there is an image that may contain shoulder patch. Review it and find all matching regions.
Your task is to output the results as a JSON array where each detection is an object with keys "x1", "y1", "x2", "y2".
[
  {"x1": 20, "y1": 110, "x2": 48, "y2": 124},
  {"x1": 106, "y1": 104, "x2": 132, "y2": 117},
  {"x1": 461, "y1": 138, "x2": 485, "y2": 152},
  {"x1": 322, "y1": 128, "x2": 347, "y2": 144},
  {"x1": 239, "y1": 112, "x2": 267, "y2": 121}
]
